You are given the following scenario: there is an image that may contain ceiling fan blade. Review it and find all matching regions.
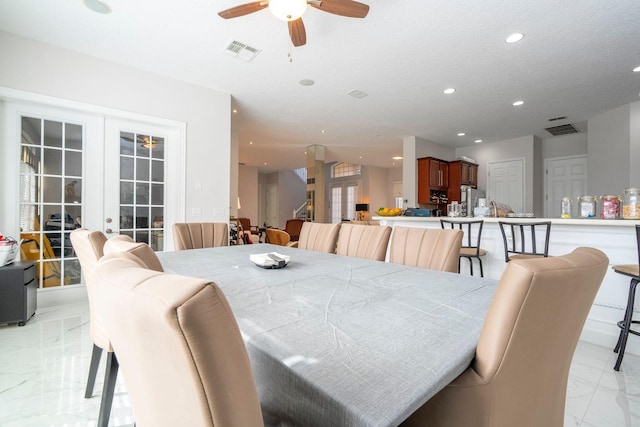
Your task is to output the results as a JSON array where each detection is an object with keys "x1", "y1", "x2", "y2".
[
  {"x1": 309, "y1": 0, "x2": 369, "y2": 18},
  {"x1": 288, "y1": 18, "x2": 306, "y2": 47},
  {"x1": 218, "y1": 1, "x2": 267, "y2": 19}
]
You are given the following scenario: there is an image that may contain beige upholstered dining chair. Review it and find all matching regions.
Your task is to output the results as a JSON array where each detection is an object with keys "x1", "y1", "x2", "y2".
[
  {"x1": 93, "y1": 252, "x2": 264, "y2": 427},
  {"x1": 266, "y1": 228, "x2": 292, "y2": 246},
  {"x1": 388, "y1": 227, "x2": 463, "y2": 273},
  {"x1": 336, "y1": 223, "x2": 392, "y2": 261},
  {"x1": 103, "y1": 234, "x2": 164, "y2": 272},
  {"x1": 69, "y1": 229, "x2": 114, "y2": 427},
  {"x1": 172, "y1": 222, "x2": 229, "y2": 250},
  {"x1": 401, "y1": 247, "x2": 608, "y2": 427},
  {"x1": 296, "y1": 222, "x2": 341, "y2": 253}
]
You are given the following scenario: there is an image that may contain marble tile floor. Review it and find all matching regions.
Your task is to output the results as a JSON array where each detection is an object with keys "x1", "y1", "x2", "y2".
[{"x1": 1, "y1": 301, "x2": 639, "y2": 426}]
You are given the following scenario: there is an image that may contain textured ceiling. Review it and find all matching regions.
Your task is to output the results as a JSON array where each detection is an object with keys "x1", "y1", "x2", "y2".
[{"x1": 1, "y1": 0, "x2": 639, "y2": 172}]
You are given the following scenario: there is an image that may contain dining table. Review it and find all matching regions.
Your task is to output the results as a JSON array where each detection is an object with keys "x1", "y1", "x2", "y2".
[{"x1": 157, "y1": 243, "x2": 498, "y2": 427}]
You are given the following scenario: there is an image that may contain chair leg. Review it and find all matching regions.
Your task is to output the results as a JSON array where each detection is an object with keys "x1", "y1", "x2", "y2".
[
  {"x1": 468, "y1": 257, "x2": 474, "y2": 276},
  {"x1": 85, "y1": 344, "x2": 103, "y2": 398},
  {"x1": 478, "y1": 257, "x2": 484, "y2": 278},
  {"x1": 614, "y1": 278, "x2": 639, "y2": 371},
  {"x1": 97, "y1": 352, "x2": 119, "y2": 427}
]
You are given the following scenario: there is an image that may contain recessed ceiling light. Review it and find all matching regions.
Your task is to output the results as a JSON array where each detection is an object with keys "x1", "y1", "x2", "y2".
[
  {"x1": 299, "y1": 79, "x2": 315, "y2": 86},
  {"x1": 249, "y1": 141, "x2": 253, "y2": 145},
  {"x1": 233, "y1": 109, "x2": 238, "y2": 114},
  {"x1": 506, "y1": 33, "x2": 524, "y2": 43},
  {"x1": 475, "y1": 139, "x2": 483, "y2": 143},
  {"x1": 359, "y1": 156, "x2": 363, "y2": 159},
  {"x1": 444, "y1": 88, "x2": 456, "y2": 95},
  {"x1": 457, "y1": 132, "x2": 466, "y2": 136},
  {"x1": 633, "y1": 66, "x2": 640, "y2": 73},
  {"x1": 321, "y1": 129, "x2": 326, "y2": 134},
  {"x1": 83, "y1": 0, "x2": 112, "y2": 14},
  {"x1": 264, "y1": 162, "x2": 268, "y2": 165},
  {"x1": 392, "y1": 156, "x2": 403, "y2": 160},
  {"x1": 513, "y1": 100, "x2": 525, "y2": 106}
]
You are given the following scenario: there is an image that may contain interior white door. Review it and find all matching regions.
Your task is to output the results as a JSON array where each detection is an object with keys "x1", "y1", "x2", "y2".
[
  {"x1": 488, "y1": 159, "x2": 524, "y2": 213},
  {"x1": 104, "y1": 119, "x2": 183, "y2": 250},
  {"x1": 266, "y1": 182, "x2": 278, "y2": 227},
  {"x1": 544, "y1": 155, "x2": 588, "y2": 218}
]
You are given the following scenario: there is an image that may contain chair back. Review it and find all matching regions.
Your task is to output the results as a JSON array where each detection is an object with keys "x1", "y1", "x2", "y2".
[
  {"x1": 284, "y1": 219, "x2": 305, "y2": 242},
  {"x1": 238, "y1": 218, "x2": 252, "y2": 232},
  {"x1": 473, "y1": 247, "x2": 608, "y2": 425},
  {"x1": 103, "y1": 235, "x2": 164, "y2": 272},
  {"x1": 336, "y1": 224, "x2": 391, "y2": 261},
  {"x1": 69, "y1": 229, "x2": 110, "y2": 350},
  {"x1": 93, "y1": 252, "x2": 264, "y2": 427},
  {"x1": 173, "y1": 222, "x2": 229, "y2": 250},
  {"x1": 498, "y1": 221, "x2": 551, "y2": 262},
  {"x1": 297, "y1": 222, "x2": 340, "y2": 253},
  {"x1": 404, "y1": 247, "x2": 609, "y2": 427},
  {"x1": 440, "y1": 219, "x2": 484, "y2": 256},
  {"x1": 266, "y1": 228, "x2": 291, "y2": 246},
  {"x1": 388, "y1": 227, "x2": 462, "y2": 273}
]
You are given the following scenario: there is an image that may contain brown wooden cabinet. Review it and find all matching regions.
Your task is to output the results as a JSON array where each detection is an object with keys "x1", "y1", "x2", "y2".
[
  {"x1": 418, "y1": 157, "x2": 449, "y2": 204},
  {"x1": 448, "y1": 160, "x2": 479, "y2": 204}
]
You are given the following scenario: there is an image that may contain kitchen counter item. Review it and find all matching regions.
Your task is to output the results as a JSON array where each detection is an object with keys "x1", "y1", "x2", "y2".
[
  {"x1": 623, "y1": 188, "x2": 640, "y2": 219},
  {"x1": 601, "y1": 195, "x2": 621, "y2": 219},
  {"x1": 577, "y1": 195, "x2": 597, "y2": 218},
  {"x1": 561, "y1": 197, "x2": 572, "y2": 219}
]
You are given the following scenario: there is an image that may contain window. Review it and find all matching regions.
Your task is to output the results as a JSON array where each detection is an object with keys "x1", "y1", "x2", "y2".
[
  {"x1": 332, "y1": 162, "x2": 361, "y2": 178},
  {"x1": 118, "y1": 132, "x2": 165, "y2": 250},
  {"x1": 331, "y1": 183, "x2": 358, "y2": 223},
  {"x1": 19, "y1": 116, "x2": 83, "y2": 288}
]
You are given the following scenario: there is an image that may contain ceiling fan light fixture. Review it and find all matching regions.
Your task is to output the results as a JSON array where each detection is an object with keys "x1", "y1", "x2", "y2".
[{"x1": 269, "y1": 0, "x2": 308, "y2": 21}]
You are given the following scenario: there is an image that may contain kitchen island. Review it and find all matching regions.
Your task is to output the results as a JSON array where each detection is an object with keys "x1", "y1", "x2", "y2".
[{"x1": 374, "y1": 215, "x2": 640, "y2": 356}]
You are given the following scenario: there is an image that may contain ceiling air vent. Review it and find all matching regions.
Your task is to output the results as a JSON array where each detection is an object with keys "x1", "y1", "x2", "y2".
[
  {"x1": 347, "y1": 89, "x2": 368, "y2": 99},
  {"x1": 223, "y1": 40, "x2": 260, "y2": 62},
  {"x1": 544, "y1": 123, "x2": 580, "y2": 136}
]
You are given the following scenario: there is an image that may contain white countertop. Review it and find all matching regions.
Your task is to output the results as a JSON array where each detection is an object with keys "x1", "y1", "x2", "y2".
[{"x1": 373, "y1": 216, "x2": 640, "y2": 227}]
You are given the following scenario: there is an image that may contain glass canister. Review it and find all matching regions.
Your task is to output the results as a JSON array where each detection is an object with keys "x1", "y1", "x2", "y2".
[
  {"x1": 560, "y1": 197, "x2": 572, "y2": 218},
  {"x1": 577, "y1": 195, "x2": 597, "y2": 218},
  {"x1": 601, "y1": 195, "x2": 621, "y2": 219},
  {"x1": 623, "y1": 187, "x2": 640, "y2": 219}
]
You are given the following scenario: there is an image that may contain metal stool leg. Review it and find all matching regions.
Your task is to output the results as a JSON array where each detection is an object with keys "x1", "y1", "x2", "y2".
[
  {"x1": 85, "y1": 344, "x2": 103, "y2": 398},
  {"x1": 468, "y1": 257, "x2": 474, "y2": 276},
  {"x1": 614, "y1": 278, "x2": 639, "y2": 371},
  {"x1": 97, "y1": 352, "x2": 119, "y2": 427},
  {"x1": 478, "y1": 257, "x2": 484, "y2": 278}
]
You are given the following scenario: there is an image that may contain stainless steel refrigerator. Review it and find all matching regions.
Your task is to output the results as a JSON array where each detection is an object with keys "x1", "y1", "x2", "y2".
[{"x1": 460, "y1": 186, "x2": 485, "y2": 217}]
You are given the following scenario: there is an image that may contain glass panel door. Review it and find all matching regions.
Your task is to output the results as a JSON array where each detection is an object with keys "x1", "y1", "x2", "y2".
[
  {"x1": 117, "y1": 131, "x2": 165, "y2": 250},
  {"x1": 19, "y1": 116, "x2": 83, "y2": 288}
]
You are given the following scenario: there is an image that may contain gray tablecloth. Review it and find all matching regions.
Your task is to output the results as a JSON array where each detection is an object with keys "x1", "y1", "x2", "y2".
[{"x1": 157, "y1": 244, "x2": 498, "y2": 427}]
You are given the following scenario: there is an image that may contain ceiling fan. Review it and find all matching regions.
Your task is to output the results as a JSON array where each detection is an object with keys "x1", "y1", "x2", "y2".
[{"x1": 218, "y1": 0, "x2": 369, "y2": 47}]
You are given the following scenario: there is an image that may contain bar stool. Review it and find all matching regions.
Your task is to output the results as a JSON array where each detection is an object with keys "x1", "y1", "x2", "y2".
[
  {"x1": 611, "y1": 224, "x2": 640, "y2": 371},
  {"x1": 440, "y1": 219, "x2": 486, "y2": 277},
  {"x1": 498, "y1": 221, "x2": 551, "y2": 262}
]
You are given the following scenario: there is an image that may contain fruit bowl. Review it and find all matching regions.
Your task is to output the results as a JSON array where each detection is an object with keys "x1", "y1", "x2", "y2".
[{"x1": 377, "y1": 209, "x2": 403, "y2": 217}]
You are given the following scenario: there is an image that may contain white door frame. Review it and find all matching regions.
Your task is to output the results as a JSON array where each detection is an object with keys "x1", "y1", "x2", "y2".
[{"x1": 0, "y1": 87, "x2": 186, "y2": 247}]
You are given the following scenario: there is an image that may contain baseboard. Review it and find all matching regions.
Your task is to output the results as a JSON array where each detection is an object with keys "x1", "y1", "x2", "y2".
[
  {"x1": 581, "y1": 315, "x2": 640, "y2": 356},
  {"x1": 37, "y1": 285, "x2": 88, "y2": 308}
]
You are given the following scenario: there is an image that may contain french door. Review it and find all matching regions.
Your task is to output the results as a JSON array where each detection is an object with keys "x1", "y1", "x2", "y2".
[{"x1": 4, "y1": 99, "x2": 184, "y2": 288}]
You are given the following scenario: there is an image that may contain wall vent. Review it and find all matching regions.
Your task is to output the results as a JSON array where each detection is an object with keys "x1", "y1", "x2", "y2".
[
  {"x1": 347, "y1": 89, "x2": 368, "y2": 99},
  {"x1": 547, "y1": 116, "x2": 567, "y2": 122},
  {"x1": 545, "y1": 123, "x2": 580, "y2": 136},
  {"x1": 223, "y1": 40, "x2": 260, "y2": 62}
]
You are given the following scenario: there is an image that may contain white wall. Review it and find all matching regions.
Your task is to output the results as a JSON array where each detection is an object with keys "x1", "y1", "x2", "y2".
[
  {"x1": 541, "y1": 132, "x2": 588, "y2": 159},
  {"x1": 629, "y1": 101, "x2": 640, "y2": 185},
  {"x1": 362, "y1": 166, "x2": 388, "y2": 220},
  {"x1": 277, "y1": 170, "x2": 306, "y2": 229},
  {"x1": 238, "y1": 165, "x2": 259, "y2": 226},
  {"x1": 0, "y1": 31, "x2": 231, "y2": 225},
  {"x1": 588, "y1": 104, "x2": 631, "y2": 196}
]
